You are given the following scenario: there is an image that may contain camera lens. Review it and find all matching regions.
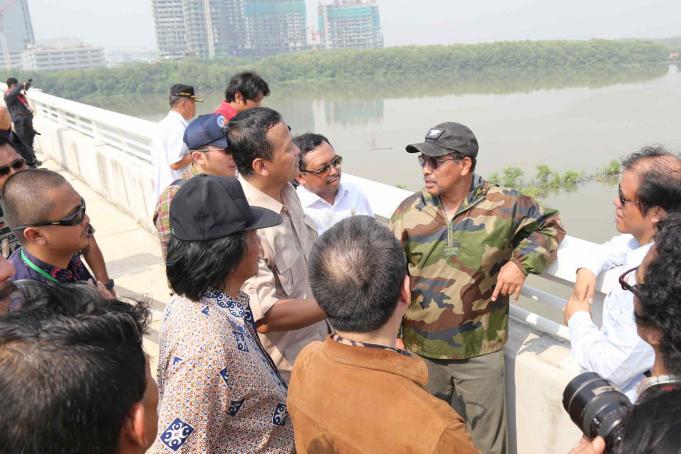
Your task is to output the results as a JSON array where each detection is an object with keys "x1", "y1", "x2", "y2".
[{"x1": 563, "y1": 372, "x2": 632, "y2": 445}]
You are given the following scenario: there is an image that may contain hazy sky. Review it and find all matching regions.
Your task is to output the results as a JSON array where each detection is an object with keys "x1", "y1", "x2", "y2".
[{"x1": 27, "y1": 0, "x2": 681, "y2": 51}]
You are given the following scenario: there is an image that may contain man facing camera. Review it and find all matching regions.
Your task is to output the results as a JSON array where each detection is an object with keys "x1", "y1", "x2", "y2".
[
  {"x1": 294, "y1": 133, "x2": 373, "y2": 235},
  {"x1": 288, "y1": 216, "x2": 479, "y2": 453}
]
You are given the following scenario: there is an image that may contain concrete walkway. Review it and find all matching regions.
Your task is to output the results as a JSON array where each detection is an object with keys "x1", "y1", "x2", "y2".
[{"x1": 41, "y1": 156, "x2": 167, "y2": 371}]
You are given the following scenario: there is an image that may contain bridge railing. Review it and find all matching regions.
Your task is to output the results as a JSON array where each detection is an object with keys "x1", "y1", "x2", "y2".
[{"x1": 26, "y1": 87, "x2": 619, "y2": 340}]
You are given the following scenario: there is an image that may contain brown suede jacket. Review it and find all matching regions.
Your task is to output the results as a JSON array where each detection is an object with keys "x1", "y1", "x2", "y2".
[{"x1": 288, "y1": 337, "x2": 480, "y2": 453}]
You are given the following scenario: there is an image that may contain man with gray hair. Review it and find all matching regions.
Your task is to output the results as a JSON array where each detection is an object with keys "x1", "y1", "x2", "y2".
[
  {"x1": 287, "y1": 216, "x2": 478, "y2": 453},
  {"x1": 152, "y1": 84, "x2": 202, "y2": 197}
]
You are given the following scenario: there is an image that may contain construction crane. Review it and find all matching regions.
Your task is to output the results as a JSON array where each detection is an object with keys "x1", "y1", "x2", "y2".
[{"x1": 0, "y1": 0, "x2": 18, "y2": 69}]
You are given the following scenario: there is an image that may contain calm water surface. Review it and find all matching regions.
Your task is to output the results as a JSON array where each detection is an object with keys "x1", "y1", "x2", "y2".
[{"x1": 86, "y1": 65, "x2": 681, "y2": 245}]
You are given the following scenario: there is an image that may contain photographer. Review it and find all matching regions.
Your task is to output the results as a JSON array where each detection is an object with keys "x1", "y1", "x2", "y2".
[
  {"x1": 4, "y1": 77, "x2": 36, "y2": 149},
  {"x1": 570, "y1": 212, "x2": 681, "y2": 454}
]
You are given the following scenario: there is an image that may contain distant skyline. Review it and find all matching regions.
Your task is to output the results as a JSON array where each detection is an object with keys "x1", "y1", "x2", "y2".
[{"x1": 26, "y1": 0, "x2": 681, "y2": 52}]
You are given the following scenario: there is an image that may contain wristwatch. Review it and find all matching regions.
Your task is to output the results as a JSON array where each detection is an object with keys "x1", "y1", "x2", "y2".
[{"x1": 104, "y1": 279, "x2": 115, "y2": 291}]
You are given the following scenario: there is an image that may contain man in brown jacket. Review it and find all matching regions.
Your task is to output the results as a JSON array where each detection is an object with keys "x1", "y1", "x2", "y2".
[{"x1": 288, "y1": 215, "x2": 479, "y2": 453}]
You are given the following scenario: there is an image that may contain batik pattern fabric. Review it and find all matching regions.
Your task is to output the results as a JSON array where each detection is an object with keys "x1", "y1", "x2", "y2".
[
  {"x1": 152, "y1": 290, "x2": 294, "y2": 453},
  {"x1": 390, "y1": 175, "x2": 565, "y2": 360}
]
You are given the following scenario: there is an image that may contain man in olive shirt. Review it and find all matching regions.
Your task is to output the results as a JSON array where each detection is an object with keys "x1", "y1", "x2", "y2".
[{"x1": 228, "y1": 107, "x2": 328, "y2": 382}]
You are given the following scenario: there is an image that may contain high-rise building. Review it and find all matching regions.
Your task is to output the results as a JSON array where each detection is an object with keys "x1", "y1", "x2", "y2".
[
  {"x1": 0, "y1": 0, "x2": 35, "y2": 69},
  {"x1": 318, "y1": 0, "x2": 383, "y2": 50},
  {"x1": 242, "y1": 0, "x2": 307, "y2": 57},
  {"x1": 151, "y1": 0, "x2": 187, "y2": 60},
  {"x1": 151, "y1": 0, "x2": 307, "y2": 59}
]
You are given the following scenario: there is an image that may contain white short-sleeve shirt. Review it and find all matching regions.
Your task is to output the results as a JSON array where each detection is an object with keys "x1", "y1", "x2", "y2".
[
  {"x1": 296, "y1": 178, "x2": 374, "y2": 235},
  {"x1": 152, "y1": 110, "x2": 189, "y2": 197}
]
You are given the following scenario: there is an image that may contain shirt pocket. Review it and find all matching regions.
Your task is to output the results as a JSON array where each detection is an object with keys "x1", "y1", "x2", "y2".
[{"x1": 273, "y1": 245, "x2": 303, "y2": 298}]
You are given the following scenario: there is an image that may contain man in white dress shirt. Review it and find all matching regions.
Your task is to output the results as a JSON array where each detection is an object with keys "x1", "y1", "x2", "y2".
[
  {"x1": 564, "y1": 146, "x2": 681, "y2": 401},
  {"x1": 152, "y1": 84, "x2": 202, "y2": 197},
  {"x1": 294, "y1": 133, "x2": 373, "y2": 235}
]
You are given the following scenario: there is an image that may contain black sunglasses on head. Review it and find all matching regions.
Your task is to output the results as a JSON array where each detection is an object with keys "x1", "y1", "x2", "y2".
[
  {"x1": 12, "y1": 199, "x2": 87, "y2": 231},
  {"x1": 0, "y1": 158, "x2": 26, "y2": 176}
]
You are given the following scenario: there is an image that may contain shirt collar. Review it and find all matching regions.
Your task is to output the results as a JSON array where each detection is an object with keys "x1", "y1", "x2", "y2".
[
  {"x1": 240, "y1": 178, "x2": 295, "y2": 214},
  {"x1": 321, "y1": 336, "x2": 428, "y2": 385},
  {"x1": 167, "y1": 110, "x2": 188, "y2": 126},
  {"x1": 296, "y1": 181, "x2": 345, "y2": 208},
  {"x1": 216, "y1": 101, "x2": 238, "y2": 120}
]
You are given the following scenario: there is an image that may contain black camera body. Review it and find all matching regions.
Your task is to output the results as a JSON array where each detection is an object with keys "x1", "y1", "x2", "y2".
[{"x1": 563, "y1": 372, "x2": 632, "y2": 451}]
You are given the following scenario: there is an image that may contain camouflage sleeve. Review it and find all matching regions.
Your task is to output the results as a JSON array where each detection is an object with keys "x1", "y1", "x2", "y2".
[
  {"x1": 388, "y1": 204, "x2": 409, "y2": 251},
  {"x1": 510, "y1": 195, "x2": 566, "y2": 275}
]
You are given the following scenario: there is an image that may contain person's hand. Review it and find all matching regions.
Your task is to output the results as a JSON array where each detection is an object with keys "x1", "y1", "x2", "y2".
[
  {"x1": 492, "y1": 261, "x2": 526, "y2": 302},
  {"x1": 569, "y1": 436, "x2": 605, "y2": 454},
  {"x1": 564, "y1": 294, "x2": 592, "y2": 325},
  {"x1": 95, "y1": 281, "x2": 115, "y2": 300},
  {"x1": 573, "y1": 269, "x2": 597, "y2": 302}
]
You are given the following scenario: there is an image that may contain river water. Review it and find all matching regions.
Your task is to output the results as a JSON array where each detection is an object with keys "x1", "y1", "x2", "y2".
[{"x1": 85, "y1": 64, "x2": 681, "y2": 245}]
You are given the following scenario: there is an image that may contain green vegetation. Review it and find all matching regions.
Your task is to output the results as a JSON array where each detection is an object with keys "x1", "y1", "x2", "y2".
[
  {"x1": 654, "y1": 37, "x2": 681, "y2": 53},
  {"x1": 1, "y1": 39, "x2": 669, "y2": 101},
  {"x1": 488, "y1": 163, "x2": 619, "y2": 199}
]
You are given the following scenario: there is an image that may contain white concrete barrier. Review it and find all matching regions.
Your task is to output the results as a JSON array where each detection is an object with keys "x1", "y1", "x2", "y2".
[{"x1": 27, "y1": 88, "x2": 606, "y2": 454}]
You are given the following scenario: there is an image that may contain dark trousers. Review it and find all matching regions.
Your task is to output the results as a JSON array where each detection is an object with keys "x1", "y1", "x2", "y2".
[
  {"x1": 13, "y1": 116, "x2": 35, "y2": 149},
  {"x1": 424, "y1": 349, "x2": 508, "y2": 454}
]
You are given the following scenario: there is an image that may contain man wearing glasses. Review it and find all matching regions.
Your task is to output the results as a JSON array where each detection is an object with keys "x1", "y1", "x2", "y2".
[
  {"x1": 2, "y1": 169, "x2": 106, "y2": 293},
  {"x1": 294, "y1": 133, "x2": 373, "y2": 235},
  {"x1": 390, "y1": 122, "x2": 564, "y2": 454},
  {"x1": 0, "y1": 140, "x2": 113, "y2": 293},
  {"x1": 565, "y1": 146, "x2": 681, "y2": 402},
  {"x1": 153, "y1": 113, "x2": 237, "y2": 258}
]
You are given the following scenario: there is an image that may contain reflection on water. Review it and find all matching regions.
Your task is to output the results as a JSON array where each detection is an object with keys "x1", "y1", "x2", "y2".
[{"x1": 82, "y1": 64, "x2": 680, "y2": 244}]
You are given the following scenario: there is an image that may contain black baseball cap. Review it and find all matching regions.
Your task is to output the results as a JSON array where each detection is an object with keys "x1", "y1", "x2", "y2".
[
  {"x1": 170, "y1": 175, "x2": 282, "y2": 241},
  {"x1": 184, "y1": 114, "x2": 228, "y2": 150},
  {"x1": 406, "y1": 122, "x2": 479, "y2": 158},
  {"x1": 170, "y1": 84, "x2": 203, "y2": 102}
]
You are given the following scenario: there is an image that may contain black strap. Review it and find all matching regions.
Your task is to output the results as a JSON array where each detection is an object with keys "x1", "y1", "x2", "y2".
[{"x1": 171, "y1": 178, "x2": 188, "y2": 187}]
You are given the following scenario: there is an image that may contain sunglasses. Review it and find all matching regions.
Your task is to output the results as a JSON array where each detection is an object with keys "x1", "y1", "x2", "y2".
[
  {"x1": 0, "y1": 158, "x2": 26, "y2": 176},
  {"x1": 618, "y1": 185, "x2": 642, "y2": 207},
  {"x1": 618, "y1": 266, "x2": 640, "y2": 299},
  {"x1": 12, "y1": 199, "x2": 87, "y2": 231},
  {"x1": 418, "y1": 153, "x2": 463, "y2": 170},
  {"x1": 300, "y1": 155, "x2": 343, "y2": 177}
]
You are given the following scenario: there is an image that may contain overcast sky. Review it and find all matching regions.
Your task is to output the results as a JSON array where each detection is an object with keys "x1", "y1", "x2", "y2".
[{"x1": 27, "y1": 0, "x2": 681, "y2": 51}]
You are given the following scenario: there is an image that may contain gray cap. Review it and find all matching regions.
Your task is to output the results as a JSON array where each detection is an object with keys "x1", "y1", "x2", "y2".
[{"x1": 406, "y1": 122, "x2": 479, "y2": 158}]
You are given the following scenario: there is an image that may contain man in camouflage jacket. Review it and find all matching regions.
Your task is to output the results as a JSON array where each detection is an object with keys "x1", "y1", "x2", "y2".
[{"x1": 390, "y1": 122, "x2": 565, "y2": 454}]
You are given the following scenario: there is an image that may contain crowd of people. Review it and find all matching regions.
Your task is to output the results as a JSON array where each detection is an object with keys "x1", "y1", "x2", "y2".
[{"x1": 0, "y1": 70, "x2": 679, "y2": 453}]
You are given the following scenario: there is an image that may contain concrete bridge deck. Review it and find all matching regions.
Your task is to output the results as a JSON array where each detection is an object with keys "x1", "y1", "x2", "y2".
[{"x1": 39, "y1": 155, "x2": 166, "y2": 371}]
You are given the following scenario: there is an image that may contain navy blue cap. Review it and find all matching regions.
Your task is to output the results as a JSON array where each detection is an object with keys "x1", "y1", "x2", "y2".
[{"x1": 183, "y1": 113, "x2": 228, "y2": 150}]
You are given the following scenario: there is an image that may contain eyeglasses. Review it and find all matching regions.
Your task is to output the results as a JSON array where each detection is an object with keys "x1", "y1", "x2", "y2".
[
  {"x1": 618, "y1": 266, "x2": 640, "y2": 299},
  {"x1": 418, "y1": 153, "x2": 463, "y2": 170},
  {"x1": 12, "y1": 199, "x2": 87, "y2": 231},
  {"x1": 0, "y1": 158, "x2": 26, "y2": 176},
  {"x1": 618, "y1": 185, "x2": 642, "y2": 207},
  {"x1": 300, "y1": 155, "x2": 343, "y2": 177}
]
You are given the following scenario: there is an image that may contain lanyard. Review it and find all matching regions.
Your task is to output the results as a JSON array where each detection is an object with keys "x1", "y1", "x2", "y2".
[{"x1": 20, "y1": 249, "x2": 60, "y2": 284}]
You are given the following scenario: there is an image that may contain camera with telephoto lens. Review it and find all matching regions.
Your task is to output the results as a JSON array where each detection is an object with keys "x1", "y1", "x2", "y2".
[{"x1": 563, "y1": 372, "x2": 632, "y2": 451}]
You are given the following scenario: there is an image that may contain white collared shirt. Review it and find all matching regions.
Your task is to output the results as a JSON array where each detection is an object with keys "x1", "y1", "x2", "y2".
[
  {"x1": 296, "y1": 178, "x2": 374, "y2": 235},
  {"x1": 568, "y1": 234, "x2": 655, "y2": 402},
  {"x1": 152, "y1": 110, "x2": 189, "y2": 197}
]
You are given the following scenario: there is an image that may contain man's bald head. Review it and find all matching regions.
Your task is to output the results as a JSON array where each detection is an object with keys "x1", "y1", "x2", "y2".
[{"x1": 2, "y1": 169, "x2": 70, "y2": 231}]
